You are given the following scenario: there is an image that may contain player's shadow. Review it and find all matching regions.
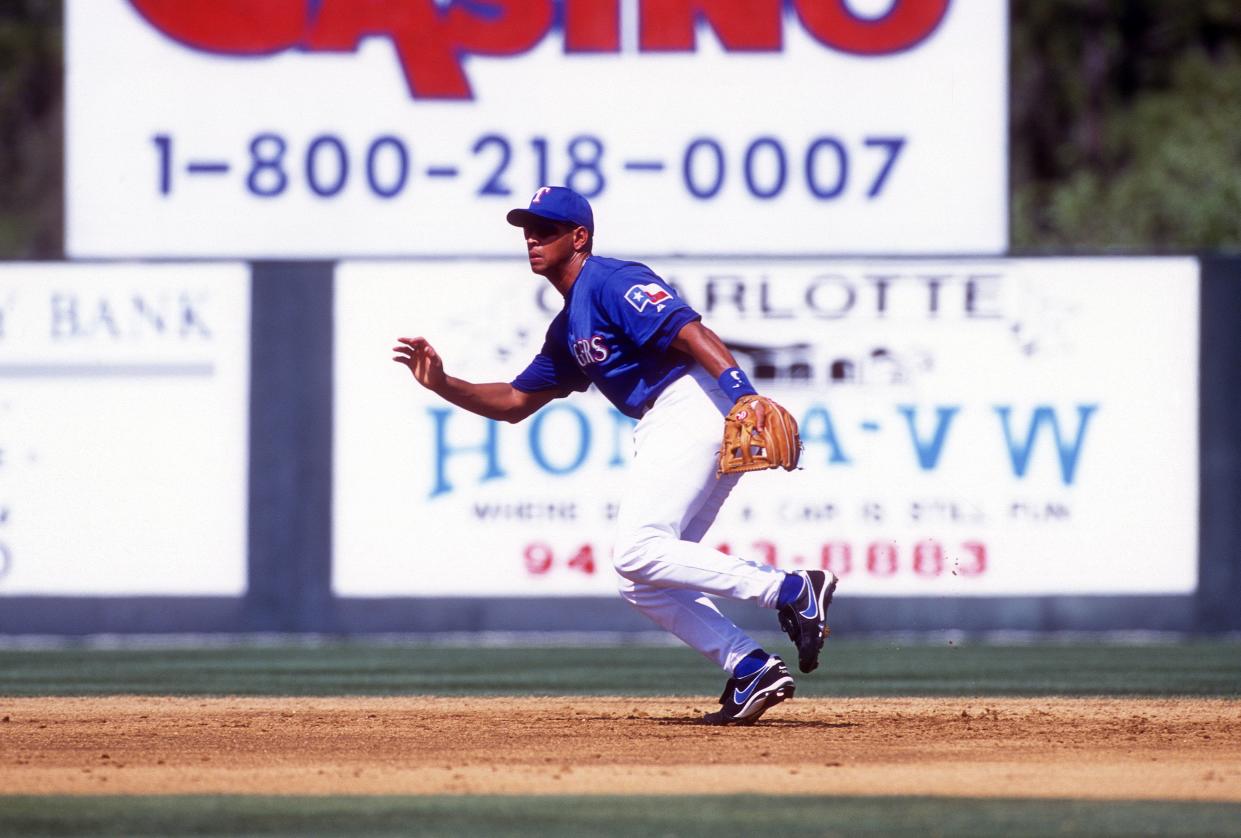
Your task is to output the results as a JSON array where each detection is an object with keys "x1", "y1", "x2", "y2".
[{"x1": 652, "y1": 717, "x2": 860, "y2": 729}]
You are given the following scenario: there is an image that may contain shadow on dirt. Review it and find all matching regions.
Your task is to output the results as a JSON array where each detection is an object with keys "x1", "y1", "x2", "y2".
[{"x1": 651, "y1": 717, "x2": 862, "y2": 729}]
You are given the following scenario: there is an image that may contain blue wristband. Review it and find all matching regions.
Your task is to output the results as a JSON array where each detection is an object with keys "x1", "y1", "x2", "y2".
[{"x1": 718, "y1": 366, "x2": 758, "y2": 402}]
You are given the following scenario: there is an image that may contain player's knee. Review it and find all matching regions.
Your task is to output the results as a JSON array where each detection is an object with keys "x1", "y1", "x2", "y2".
[
  {"x1": 616, "y1": 574, "x2": 638, "y2": 602},
  {"x1": 612, "y1": 529, "x2": 666, "y2": 581},
  {"x1": 610, "y1": 528, "x2": 680, "y2": 581},
  {"x1": 611, "y1": 541, "x2": 647, "y2": 580}
]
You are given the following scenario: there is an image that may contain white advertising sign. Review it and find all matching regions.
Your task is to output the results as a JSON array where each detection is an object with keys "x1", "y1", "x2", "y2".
[
  {"x1": 0, "y1": 264, "x2": 250, "y2": 595},
  {"x1": 334, "y1": 257, "x2": 1198, "y2": 598},
  {"x1": 67, "y1": 0, "x2": 1006, "y2": 258}
]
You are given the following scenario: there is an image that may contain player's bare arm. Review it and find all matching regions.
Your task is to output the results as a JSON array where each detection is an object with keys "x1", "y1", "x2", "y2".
[
  {"x1": 669, "y1": 321, "x2": 770, "y2": 432},
  {"x1": 668, "y1": 321, "x2": 736, "y2": 378},
  {"x1": 393, "y1": 336, "x2": 558, "y2": 423}
]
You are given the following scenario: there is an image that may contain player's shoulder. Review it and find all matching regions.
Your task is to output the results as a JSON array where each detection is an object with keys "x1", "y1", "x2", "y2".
[
  {"x1": 585, "y1": 255, "x2": 658, "y2": 280},
  {"x1": 584, "y1": 256, "x2": 686, "y2": 319},
  {"x1": 585, "y1": 256, "x2": 662, "y2": 295}
]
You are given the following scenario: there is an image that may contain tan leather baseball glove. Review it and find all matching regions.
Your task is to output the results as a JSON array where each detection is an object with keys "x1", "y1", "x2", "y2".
[{"x1": 718, "y1": 396, "x2": 801, "y2": 475}]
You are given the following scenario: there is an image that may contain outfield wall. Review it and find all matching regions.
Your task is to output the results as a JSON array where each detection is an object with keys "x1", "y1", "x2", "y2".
[
  {"x1": 0, "y1": 256, "x2": 1236, "y2": 635},
  {"x1": 7, "y1": 2, "x2": 1236, "y2": 635}
]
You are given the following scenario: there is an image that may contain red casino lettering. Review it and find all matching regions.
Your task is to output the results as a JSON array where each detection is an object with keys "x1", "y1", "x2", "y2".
[
  {"x1": 129, "y1": 0, "x2": 952, "y2": 100},
  {"x1": 303, "y1": 0, "x2": 553, "y2": 99},
  {"x1": 130, "y1": 0, "x2": 552, "y2": 99},
  {"x1": 640, "y1": 0, "x2": 784, "y2": 51},
  {"x1": 793, "y1": 0, "x2": 952, "y2": 55},
  {"x1": 564, "y1": 0, "x2": 620, "y2": 52},
  {"x1": 128, "y1": 0, "x2": 309, "y2": 53}
]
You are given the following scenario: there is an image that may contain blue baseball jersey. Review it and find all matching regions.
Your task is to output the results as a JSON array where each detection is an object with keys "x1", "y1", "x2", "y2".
[{"x1": 512, "y1": 256, "x2": 701, "y2": 419}]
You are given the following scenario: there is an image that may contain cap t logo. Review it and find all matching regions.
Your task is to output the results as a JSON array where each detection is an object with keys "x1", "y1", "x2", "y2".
[{"x1": 507, "y1": 186, "x2": 593, "y2": 233}]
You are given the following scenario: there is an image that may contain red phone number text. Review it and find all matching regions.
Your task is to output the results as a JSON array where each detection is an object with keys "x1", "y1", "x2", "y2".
[{"x1": 523, "y1": 540, "x2": 987, "y2": 578}]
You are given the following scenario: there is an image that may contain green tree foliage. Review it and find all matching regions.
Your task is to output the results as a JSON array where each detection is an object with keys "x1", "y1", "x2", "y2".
[
  {"x1": 0, "y1": 0, "x2": 61, "y2": 258},
  {"x1": 1012, "y1": 0, "x2": 1241, "y2": 251}
]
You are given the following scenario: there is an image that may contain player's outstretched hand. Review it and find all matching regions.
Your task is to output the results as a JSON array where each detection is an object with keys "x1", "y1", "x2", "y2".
[{"x1": 392, "y1": 336, "x2": 446, "y2": 391}]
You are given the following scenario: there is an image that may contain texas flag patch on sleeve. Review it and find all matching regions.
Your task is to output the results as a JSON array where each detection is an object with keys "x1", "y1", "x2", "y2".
[{"x1": 625, "y1": 283, "x2": 673, "y2": 313}]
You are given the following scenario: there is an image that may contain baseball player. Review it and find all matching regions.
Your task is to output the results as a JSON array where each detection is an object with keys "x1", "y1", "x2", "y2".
[{"x1": 393, "y1": 186, "x2": 836, "y2": 725}]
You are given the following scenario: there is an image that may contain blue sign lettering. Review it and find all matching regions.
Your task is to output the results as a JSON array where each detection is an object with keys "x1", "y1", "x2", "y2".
[{"x1": 995, "y1": 405, "x2": 1099, "y2": 486}]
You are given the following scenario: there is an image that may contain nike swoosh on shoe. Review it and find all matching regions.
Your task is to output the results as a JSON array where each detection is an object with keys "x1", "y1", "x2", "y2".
[
  {"x1": 730, "y1": 661, "x2": 773, "y2": 704},
  {"x1": 797, "y1": 583, "x2": 820, "y2": 619}
]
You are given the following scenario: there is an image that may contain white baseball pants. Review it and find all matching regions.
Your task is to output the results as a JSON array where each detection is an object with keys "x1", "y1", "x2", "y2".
[{"x1": 612, "y1": 366, "x2": 786, "y2": 673}]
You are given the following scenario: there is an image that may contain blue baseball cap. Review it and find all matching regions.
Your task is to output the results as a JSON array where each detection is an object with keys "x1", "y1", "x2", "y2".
[{"x1": 506, "y1": 186, "x2": 594, "y2": 234}]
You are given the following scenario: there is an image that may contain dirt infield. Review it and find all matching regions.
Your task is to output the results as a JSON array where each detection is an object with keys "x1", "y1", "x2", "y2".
[{"x1": 2, "y1": 696, "x2": 1239, "y2": 800}]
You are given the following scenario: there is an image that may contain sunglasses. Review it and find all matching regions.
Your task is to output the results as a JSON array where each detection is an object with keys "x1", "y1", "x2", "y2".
[{"x1": 525, "y1": 220, "x2": 575, "y2": 239}]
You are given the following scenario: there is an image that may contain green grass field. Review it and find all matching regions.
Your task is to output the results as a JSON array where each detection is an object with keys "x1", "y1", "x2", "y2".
[
  {"x1": 1, "y1": 639, "x2": 1239, "y2": 837},
  {"x1": 1, "y1": 638, "x2": 1239, "y2": 697},
  {"x1": 3, "y1": 795, "x2": 1241, "y2": 838}
]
